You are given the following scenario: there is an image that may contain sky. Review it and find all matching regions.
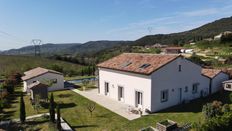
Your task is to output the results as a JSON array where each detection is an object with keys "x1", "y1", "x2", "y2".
[{"x1": 0, "y1": 0, "x2": 232, "y2": 50}]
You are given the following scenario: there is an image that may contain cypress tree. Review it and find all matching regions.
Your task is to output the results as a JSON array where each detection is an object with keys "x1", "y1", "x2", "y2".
[
  {"x1": 56, "y1": 104, "x2": 62, "y2": 131},
  {"x1": 20, "y1": 93, "x2": 26, "y2": 123},
  {"x1": 49, "y1": 93, "x2": 55, "y2": 122}
]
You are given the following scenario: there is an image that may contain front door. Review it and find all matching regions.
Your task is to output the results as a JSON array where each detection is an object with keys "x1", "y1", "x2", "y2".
[
  {"x1": 118, "y1": 86, "x2": 124, "y2": 102},
  {"x1": 135, "y1": 91, "x2": 143, "y2": 108}
]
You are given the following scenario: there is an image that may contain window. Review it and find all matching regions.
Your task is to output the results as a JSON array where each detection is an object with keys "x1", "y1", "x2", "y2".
[
  {"x1": 184, "y1": 86, "x2": 188, "y2": 92},
  {"x1": 178, "y1": 65, "x2": 182, "y2": 72},
  {"x1": 192, "y1": 83, "x2": 199, "y2": 94},
  {"x1": 105, "y1": 82, "x2": 109, "y2": 95},
  {"x1": 161, "y1": 90, "x2": 168, "y2": 102},
  {"x1": 52, "y1": 79, "x2": 57, "y2": 84},
  {"x1": 139, "y1": 64, "x2": 151, "y2": 69},
  {"x1": 226, "y1": 84, "x2": 232, "y2": 89}
]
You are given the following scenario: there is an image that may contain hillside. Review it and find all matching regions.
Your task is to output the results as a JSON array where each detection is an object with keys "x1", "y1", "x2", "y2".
[
  {"x1": 0, "y1": 55, "x2": 83, "y2": 77},
  {"x1": 1, "y1": 16, "x2": 232, "y2": 58},
  {"x1": 135, "y1": 16, "x2": 232, "y2": 46},
  {"x1": 1, "y1": 40, "x2": 132, "y2": 56}
]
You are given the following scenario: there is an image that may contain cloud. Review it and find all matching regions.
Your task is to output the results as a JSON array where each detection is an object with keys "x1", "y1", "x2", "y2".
[{"x1": 181, "y1": 8, "x2": 219, "y2": 16}]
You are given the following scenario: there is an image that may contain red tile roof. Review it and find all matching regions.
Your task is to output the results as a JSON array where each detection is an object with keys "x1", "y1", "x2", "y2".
[
  {"x1": 22, "y1": 67, "x2": 63, "y2": 81},
  {"x1": 202, "y1": 69, "x2": 222, "y2": 78},
  {"x1": 97, "y1": 53, "x2": 180, "y2": 75}
]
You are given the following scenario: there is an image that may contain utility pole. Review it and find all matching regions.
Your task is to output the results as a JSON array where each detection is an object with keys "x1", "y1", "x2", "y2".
[{"x1": 32, "y1": 39, "x2": 42, "y2": 56}]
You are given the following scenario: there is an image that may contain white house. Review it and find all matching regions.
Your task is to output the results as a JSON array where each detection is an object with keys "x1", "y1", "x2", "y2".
[
  {"x1": 202, "y1": 69, "x2": 229, "y2": 94},
  {"x1": 22, "y1": 67, "x2": 64, "y2": 92},
  {"x1": 97, "y1": 53, "x2": 212, "y2": 112}
]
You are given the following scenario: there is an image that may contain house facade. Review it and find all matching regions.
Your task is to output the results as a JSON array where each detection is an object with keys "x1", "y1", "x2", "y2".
[
  {"x1": 97, "y1": 53, "x2": 215, "y2": 112},
  {"x1": 22, "y1": 67, "x2": 64, "y2": 92}
]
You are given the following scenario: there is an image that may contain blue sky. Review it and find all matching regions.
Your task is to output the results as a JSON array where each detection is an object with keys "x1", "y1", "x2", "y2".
[{"x1": 0, "y1": 0, "x2": 232, "y2": 50}]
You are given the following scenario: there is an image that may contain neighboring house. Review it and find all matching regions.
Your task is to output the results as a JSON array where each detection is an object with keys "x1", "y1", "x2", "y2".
[
  {"x1": 164, "y1": 47, "x2": 183, "y2": 54},
  {"x1": 27, "y1": 81, "x2": 48, "y2": 100},
  {"x1": 222, "y1": 80, "x2": 232, "y2": 91},
  {"x1": 202, "y1": 69, "x2": 229, "y2": 94},
  {"x1": 22, "y1": 67, "x2": 64, "y2": 92},
  {"x1": 97, "y1": 53, "x2": 210, "y2": 112}
]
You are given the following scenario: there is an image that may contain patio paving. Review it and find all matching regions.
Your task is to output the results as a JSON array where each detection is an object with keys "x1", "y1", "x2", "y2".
[{"x1": 68, "y1": 87, "x2": 140, "y2": 120}]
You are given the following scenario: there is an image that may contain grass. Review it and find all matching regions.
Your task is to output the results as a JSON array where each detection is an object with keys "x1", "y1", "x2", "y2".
[
  {"x1": 0, "y1": 86, "x2": 47, "y2": 120},
  {"x1": 5, "y1": 115, "x2": 57, "y2": 131},
  {"x1": 0, "y1": 55, "x2": 83, "y2": 77},
  {"x1": 1, "y1": 85, "x2": 231, "y2": 131},
  {"x1": 52, "y1": 90, "x2": 231, "y2": 131}
]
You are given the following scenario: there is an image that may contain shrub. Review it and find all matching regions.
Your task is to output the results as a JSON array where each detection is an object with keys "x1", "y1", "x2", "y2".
[
  {"x1": 49, "y1": 93, "x2": 55, "y2": 123},
  {"x1": 222, "y1": 104, "x2": 230, "y2": 113},
  {"x1": 202, "y1": 101, "x2": 222, "y2": 120},
  {"x1": 20, "y1": 93, "x2": 26, "y2": 123}
]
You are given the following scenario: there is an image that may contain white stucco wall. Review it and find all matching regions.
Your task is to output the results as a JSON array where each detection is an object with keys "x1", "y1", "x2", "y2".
[
  {"x1": 98, "y1": 57, "x2": 212, "y2": 112},
  {"x1": 150, "y1": 57, "x2": 210, "y2": 112},
  {"x1": 23, "y1": 72, "x2": 64, "y2": 92},
  {"x1": 211, "y1": 72, "x2": 229, "y2": 93},
  {"x1": 98, "y1": 68, "x2": 152, "y2": 111}
]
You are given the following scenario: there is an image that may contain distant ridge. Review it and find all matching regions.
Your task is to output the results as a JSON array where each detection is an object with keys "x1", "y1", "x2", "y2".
[{"x1": 1, "y1": 16, "x2": 232, "y2": 56}]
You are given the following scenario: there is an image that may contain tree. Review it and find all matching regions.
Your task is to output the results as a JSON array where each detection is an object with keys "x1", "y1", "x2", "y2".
[
  {"x1": 49, "y1": 64, "x2": 63, "y2": 73},
  {"x1": 202, "y1": 101, "x2": 222, "y2": 120},
  {"x1": 87, "y1": 103, "x2": 95, "y2": 117},
  {"x1": 56, "y1": 104, "x2": 62, "y2": 131},
  {"x1": 20, "y1": 93, "x2": 26, "y2": 123},
  {"x1": 82, "y1": 79, "x2": 90, "y2": 91},
  {"x1": 81, "y1": 68, "x2": 84, "y2": 76},
  {"x1": 49, "y1": 93, "x2": 55, "y2": 122}
]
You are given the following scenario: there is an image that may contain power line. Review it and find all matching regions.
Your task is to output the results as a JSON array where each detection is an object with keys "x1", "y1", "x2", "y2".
[{"x1": 0, "y1": 29, "x2": 28, "y2": 43}]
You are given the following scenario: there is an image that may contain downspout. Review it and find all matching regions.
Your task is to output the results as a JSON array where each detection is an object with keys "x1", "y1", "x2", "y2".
[
  {"x1": 209, "y1": 78, "x2": 212, "y2": 95},
  {"x1": 97, "y1": 68, "x2": 100, "y2": 94}
]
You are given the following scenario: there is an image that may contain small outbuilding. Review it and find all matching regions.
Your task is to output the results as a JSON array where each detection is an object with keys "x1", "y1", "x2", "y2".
[
  {"x1": 28, "y1": 81, "x2": 48, "y2": 100},
  {"x1": 22, "y1": 67, "x2": 64, "y2": 93},
  {"x1": 202, "y1": 69, "x2": 229, "y2": 94},
  {"x1": 164, "y1": 47, "x2": 183, "y2": 54}
]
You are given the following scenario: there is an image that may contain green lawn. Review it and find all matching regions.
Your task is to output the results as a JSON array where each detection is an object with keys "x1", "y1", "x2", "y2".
[
  {"x1": 0, "y1": 86, "x2": 47, "y2": 120},
  {"x1": 52, "y1": 90, "x2": 231, "y2": 131},
  {"x1": 1, "y1": 85, "x2": 231, "y2": 131},
  {"x1": 4, "y1": 115, "x2": 57, "y2": 131}
]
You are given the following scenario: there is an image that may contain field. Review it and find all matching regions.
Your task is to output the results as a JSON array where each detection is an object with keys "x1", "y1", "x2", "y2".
[
  {"x1": 0, "y1": 55, "x2": 83, "y2": 78},
  {"x1": 1, "y1": 85, "x2": 231, "y2": 131}
]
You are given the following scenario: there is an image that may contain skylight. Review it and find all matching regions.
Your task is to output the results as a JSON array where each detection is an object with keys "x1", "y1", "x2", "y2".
[
  {"x1": 139, "y1": 64, "x2": 151, "y2": 69},
  {"x1": 121, "y1": 61, "x2": 132, "y2": 68}
]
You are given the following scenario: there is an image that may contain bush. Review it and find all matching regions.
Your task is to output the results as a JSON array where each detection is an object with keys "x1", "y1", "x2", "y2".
[
  {"x1": 222, "y1": 104, "x2": 230, "y2": 113},
  {"x1": 202, "y1": 101, "x2": 222, "y2": 120}
]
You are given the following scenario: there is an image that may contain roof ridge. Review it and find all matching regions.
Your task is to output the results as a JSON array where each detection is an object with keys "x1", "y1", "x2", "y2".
[{"x1": 122, "y1": 53, "x2": 180, "y2": 56}]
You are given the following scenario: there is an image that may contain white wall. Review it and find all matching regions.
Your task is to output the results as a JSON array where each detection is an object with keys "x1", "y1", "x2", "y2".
[
  {"x1": 150, "y1": 57, "x2": 210, "y2": 112},
  {"x1": 23, "y1": 72, "x2": 64, "y2": 92},
  {"x1": 98, "y1": 68, "x2": 152, "y2": 110},
  {"x1": 211, "y1": 72, "x2": 229, "y2": 93}
]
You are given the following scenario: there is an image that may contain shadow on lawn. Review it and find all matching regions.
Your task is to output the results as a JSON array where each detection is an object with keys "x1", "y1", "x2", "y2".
[
  {"x1": 0, "y1": 110, "x2": 16, "y2": 120},
  {"x1": 72, "y1": 124, "x2": 98, "y2": 129},
  {"x1": 40, "y1": 102, "x2": 77, "y2": 109},
  {"x1": 159, "y1": 91, "x2": 231, "y2": 113}
]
